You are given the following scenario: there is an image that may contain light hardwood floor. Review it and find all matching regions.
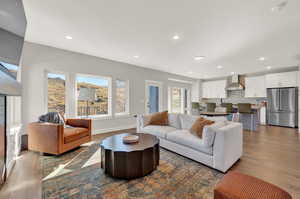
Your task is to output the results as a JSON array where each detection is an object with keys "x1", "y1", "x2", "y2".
[{"x1": 0, "y1": 125, "x2": 299, "y2": 199}]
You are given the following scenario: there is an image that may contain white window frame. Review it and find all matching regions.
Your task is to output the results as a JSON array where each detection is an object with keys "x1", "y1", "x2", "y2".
[
  {"x1": 75, "y1": 73, "x2": 112, "y2": 119},
  {"x1": 115, "y1": 79, "x2": 130, "y2": 116},
  {"x1": 44, "y1": 70, "x2": 69, "y2": 117}
]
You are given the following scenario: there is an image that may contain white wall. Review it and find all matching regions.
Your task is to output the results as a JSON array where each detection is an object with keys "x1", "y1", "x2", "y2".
[
  {"x1": 21, "y1": 42, "x2": 195, "y2": 134},
  {"x1": 191, "y1": 79, "x2": 202, "y2": 102}
]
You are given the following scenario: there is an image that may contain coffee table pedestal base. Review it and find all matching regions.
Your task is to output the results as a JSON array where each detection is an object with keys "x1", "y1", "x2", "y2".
[{"x1": 101, "y1": 143, "x2": 159, "y2": 179}]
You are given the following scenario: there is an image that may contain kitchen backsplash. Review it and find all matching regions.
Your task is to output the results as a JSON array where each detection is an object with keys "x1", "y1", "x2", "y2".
[{"x1": 202, "y1": 89, "x2": 266, "y2": 105}]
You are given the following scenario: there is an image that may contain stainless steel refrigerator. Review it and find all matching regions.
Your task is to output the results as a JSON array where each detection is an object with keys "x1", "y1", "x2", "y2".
[{"x1": 267, "y1": 87, "x2": 298, "y2": 127}]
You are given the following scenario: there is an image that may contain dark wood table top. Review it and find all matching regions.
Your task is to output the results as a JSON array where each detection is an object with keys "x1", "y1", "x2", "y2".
[
  {"x1": 100, "y1": 133, "x2": 159, "y2": 152},
  {"x1": 200, "y1": 112, "x2": 230, "y2": 116}
]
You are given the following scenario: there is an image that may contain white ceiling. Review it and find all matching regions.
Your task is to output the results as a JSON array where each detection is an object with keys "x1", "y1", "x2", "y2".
[
  {"x1": 23, "y1": 0, "x2": 300, "y2": 79},
  {"x1": 0, "y1": 0, "x2": 26, "y2": 36}
]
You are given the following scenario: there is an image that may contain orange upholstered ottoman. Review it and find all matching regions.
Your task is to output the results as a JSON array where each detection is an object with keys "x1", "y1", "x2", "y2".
[{"x1": 214, "y1": 172, "x2": 292, "y2": 199}]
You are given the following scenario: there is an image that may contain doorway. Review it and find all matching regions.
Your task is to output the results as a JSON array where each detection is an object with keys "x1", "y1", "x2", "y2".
[{"x1": 145, "y1": 81, "x2": 163, "y2": 114}]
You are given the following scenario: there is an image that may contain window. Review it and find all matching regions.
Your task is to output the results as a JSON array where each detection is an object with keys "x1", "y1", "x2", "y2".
[
  {"x1": 76, "y1": 74, "x2": 111, "y2": 117},
  {"x1": 169, "y1": 87, "x2": 191, "y2": 114},
  {"x1": 170, "y1": 87, "x2": 182, "y2": 113},
  {"x1": 47, "y1": 73, "x2": 66, "y2": 114},
  {"x1": 115, "y1": 80, "x2": 129, "y2": 115},
  {"x1": 0, "y1": 62, "x2": 18, "y2": 78}
]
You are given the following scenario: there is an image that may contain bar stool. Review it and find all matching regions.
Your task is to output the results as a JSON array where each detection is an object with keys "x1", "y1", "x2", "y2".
[
  {"x1": 221, "y1": 103, "x2": 233, "y2": 113},
  {"x1": 238, "y1": 103, "x2": 256, "y2": 131},
  {"x1": 206, "y1": 103, "x2": 216, "y2": 112},
  {"x1": 221, "y1": 103, "x2": 233, "y2": 121}
]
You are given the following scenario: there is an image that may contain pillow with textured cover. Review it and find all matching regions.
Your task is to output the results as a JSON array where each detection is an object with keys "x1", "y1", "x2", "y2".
[
  {"x1": 190, "y1": 117, "x2": 215, "y2": 138},
  {"x1": 148, "y1": 111, "x2": 169, "y2": 126}
]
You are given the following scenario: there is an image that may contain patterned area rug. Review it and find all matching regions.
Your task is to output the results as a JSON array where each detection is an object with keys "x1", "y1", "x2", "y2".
[{"x1": 41, "y1": 140, "x2": 223, "y2": 199}]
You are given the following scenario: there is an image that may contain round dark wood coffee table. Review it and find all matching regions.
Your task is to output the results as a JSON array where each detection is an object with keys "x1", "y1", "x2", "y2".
[{"x1": 100, "y1": 133, "x2": 159, "y2": 179}]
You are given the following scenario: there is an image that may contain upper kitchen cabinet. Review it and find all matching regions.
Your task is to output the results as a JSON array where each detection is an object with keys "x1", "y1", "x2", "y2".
[
  {"x1": 202, "y1": 80, "x2": 227, "y2": 98},
  {"x1": 266, "y1": 71, "x2": 298, "y2": 88},
  {"x1": 245, "y1": 75, "x2": 266, "y2": 97}
]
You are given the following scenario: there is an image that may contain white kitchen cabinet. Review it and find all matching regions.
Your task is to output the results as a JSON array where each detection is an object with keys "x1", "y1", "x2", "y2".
[
  {"x1": 266, "y1": 71, "x2": 298, "y2": 88},
  {"x1": 202, "y1": 80, "x2": 226, "y2": 98},
  {"x1": 245, "y1": 75, "x2": 266, "y2": 98}
]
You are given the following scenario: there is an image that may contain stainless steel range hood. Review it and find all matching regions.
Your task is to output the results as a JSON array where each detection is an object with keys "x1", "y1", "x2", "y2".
[{"x1": 226, "y1": 75, "x2": 244, "y2": 91}]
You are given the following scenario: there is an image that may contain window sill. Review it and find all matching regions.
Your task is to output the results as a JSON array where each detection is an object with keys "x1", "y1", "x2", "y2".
[{"x1": 77, "y1": 115, "x2": 113, "y2": 121}]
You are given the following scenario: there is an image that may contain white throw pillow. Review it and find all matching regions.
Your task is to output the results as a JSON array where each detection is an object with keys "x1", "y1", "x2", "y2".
[
  {"x1": 168, "y1": 113, "x2": 181, "y2": 129},
  {"x1": 179, "y1": 114, "x2": 201, "y2": 129}
]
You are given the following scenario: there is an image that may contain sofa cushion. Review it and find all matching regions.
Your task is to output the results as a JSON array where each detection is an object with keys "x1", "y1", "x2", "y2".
[
  {"x1": 166, "y1": 130, "x2": 213, "y2": 155},
  {"x1": 179, "y1": 114, "x2": 201, "y2": 129},
  {"x1": 168, "y1": 113, "x2": 181, "y2": 129},
  {"x1": 64, "y1": 127, "x2": 89, "y2": 144},
  {"x1": 141, "y1": 125, "x2": 177, "y2": 139}
]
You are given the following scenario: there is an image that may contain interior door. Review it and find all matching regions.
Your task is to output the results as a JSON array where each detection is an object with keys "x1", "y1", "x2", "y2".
[{"x1": 145, "y1": 81, "x2": 162, "y2": 114}]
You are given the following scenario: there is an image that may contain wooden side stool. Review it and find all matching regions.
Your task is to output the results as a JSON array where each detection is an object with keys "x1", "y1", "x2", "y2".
[{"x1": 214, "y1": 171, "x2": 292, "y2": 199}]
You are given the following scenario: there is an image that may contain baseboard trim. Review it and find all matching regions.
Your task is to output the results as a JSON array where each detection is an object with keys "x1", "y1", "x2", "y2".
[{"x1": 92, "y1": 124, "x2": 136, "y2": 135}]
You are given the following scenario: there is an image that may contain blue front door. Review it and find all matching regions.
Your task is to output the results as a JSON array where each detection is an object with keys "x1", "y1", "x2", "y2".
[{"x1": 148, "y1": 86, "x2": 159, "y2": 113}]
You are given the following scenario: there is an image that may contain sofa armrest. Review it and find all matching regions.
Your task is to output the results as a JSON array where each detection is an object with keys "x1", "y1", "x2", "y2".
[
  {"x1": 66, "y1": 119, "x2": 92, "y2": 131},
  {"x1": 28, "y1": 122, "x2": 64, "y2": 155},
  {"x1": 213, "y1": 122, "x2": 243, "y2": 172}
]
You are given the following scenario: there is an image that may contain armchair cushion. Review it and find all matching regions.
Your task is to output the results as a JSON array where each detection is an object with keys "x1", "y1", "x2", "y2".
[
  {"x1": 64, "y1": 127, "x2": 89, "y2": 144},
  {"x1": 66, "y1": 119, "x2": 91, "y2": 129}
]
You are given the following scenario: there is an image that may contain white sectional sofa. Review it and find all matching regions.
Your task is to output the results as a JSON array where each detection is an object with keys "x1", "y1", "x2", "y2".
[{"x1": 136, "y1": 113, "x2": 243, "y2": 172}]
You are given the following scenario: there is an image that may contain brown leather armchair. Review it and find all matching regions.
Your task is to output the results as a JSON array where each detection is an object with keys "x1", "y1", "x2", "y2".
[{"x1": 28, "y1": 119, "x2": 92, "y2": 155}]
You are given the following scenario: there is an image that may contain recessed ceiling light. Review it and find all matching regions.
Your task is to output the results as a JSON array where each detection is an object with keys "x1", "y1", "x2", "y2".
[
  {"x1": 258, "y1": 57, "x2": 266, "y2": 61},
  {"x1": 133, "y1": 55, "x2": 139, "y2": 58},
  {"x1": 65, "y1": 35, "x2": 73, "y2": 40},
  {"x1": 194, "y1": 56, "x2": 205, "y2": 61},
  {"x1": 231, "y1": 72, "x2": 235, "y2": 75},
  {"x1": 172, "y1": 35, "x2": 180, "y2": 40},
  {"x1": 217, "y1": 65, "x2": 223, "y2": 69},
  {"x1": 266, "y1": 66, "x2": 272, "y2": 70}
]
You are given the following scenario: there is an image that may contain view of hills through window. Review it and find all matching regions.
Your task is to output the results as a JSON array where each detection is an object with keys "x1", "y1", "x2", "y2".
[
  {"x1": 116, "y1": 80, "x2": 127, "y2": 114},
  {"x1": 0, "y1": 62, "x2": 18, "y2": 78},
  {"x1": 171, "y1": 87, "x2": 182, "y2": 113},
  {"x1": 47, "y1": 73, "x2": 66, "y2": 114},
  {"x1": 76, "y1": 75, "x2": 109, "y2": 116}
]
